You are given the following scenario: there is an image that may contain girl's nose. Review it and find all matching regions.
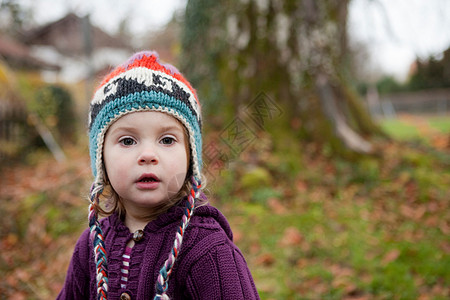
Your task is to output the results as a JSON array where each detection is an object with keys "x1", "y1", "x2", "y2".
[{"x1": 138, "y1": 146, "x2": 158, "y2": 165}]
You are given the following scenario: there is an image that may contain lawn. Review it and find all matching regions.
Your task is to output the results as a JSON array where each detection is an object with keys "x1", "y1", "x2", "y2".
[
  {"x1": 379, "y1": 115, "x2": 450, "y2": 143},
  {"x1": 0, "y1": 115, "x2": 449, "y2": 299},
  {"x1": 214, "y1": 115, "x2": 450, "y2": 299},
  {"x1": 427, "y1": 116, "x2": 450, "y2": 133},
  {"x1": 215, "y1": 140, "x2": 450, "y2": 299}
]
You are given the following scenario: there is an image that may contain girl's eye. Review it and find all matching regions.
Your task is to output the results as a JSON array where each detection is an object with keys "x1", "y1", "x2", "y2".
[
  {"x1": 160, "y1": 136, "x2": 175, "y2": 145},
  {"x1": 119, "y1": 137, "x2": 136, "y2": 146}
]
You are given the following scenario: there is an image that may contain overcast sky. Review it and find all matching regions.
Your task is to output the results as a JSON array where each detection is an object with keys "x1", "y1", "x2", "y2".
[
  {"x1": 16, "y1": 0, "x2": 450, "y2": 81},
  {"x1": 349, "y1": 0, "x2": 450, "y2": 80}
]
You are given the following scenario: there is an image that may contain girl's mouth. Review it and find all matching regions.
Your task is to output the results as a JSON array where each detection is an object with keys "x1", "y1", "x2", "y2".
[
  {"x1": 137, "y1": 173, "x2": 160, "y2": 182},
  {"x1": 136, "y1": 173, "x2": 160, "y2": 189}
]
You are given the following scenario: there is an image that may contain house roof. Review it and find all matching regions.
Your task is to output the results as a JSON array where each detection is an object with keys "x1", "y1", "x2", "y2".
[
  {"x1": 0, "y1": 34, "x2": 60, "y2": 70},
  {"x1": 23, "y1": 13, "x2": 131, "y2": 56}
]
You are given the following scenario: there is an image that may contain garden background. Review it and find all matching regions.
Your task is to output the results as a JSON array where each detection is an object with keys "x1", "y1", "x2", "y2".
[{"x1": 1, "y1": 0, "x2": 449, "y2": 299}]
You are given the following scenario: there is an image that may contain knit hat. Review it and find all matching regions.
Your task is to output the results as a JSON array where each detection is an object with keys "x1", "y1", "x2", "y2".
[{"x1": 88, "y1": 51, "x2": 203, "y2": 300}]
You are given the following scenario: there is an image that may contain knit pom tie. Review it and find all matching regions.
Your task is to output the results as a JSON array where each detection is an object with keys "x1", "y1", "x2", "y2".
[
  {"x1": 89, "y1": 182, "x2": 108, "y2": 300},
  {"x1": 154, "y1": 177, "x2": 202, "y2": 300}
]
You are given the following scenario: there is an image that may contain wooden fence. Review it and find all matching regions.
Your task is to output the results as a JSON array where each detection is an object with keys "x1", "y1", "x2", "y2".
[{"x1": 366, "y1": 88, "x2": 450, "y2": 118}]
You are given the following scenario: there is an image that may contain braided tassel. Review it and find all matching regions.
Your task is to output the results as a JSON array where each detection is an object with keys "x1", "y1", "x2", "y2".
[
  {"x1": 154, "y1": 177, "x2": 201, "y2": 300},
  {"x1": 89, "y1": 183, "x2": 108, "y2": 300}
]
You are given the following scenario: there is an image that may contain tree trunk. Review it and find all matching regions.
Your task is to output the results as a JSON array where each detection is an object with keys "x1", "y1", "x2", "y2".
[{"x1": 181, "y1": 0, "x2": 383, "y2": 156}]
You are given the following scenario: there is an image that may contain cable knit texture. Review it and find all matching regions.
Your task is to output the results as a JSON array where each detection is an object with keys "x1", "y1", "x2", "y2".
[{"x1": 58, "y1": 205, "x2": 260, "y2": 300}]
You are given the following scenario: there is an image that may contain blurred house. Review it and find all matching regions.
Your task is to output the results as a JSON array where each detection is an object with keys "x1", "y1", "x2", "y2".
[
  {"x1": 0, "y1": 34, "x2": 58, "y2": 161},
  {"x1": 0, "y1": 11, "x2": 133, "y2": 161},
  {"x1": 0, "y1": 33, "x2": 60, "y2": 71},
  {"x1": 22, "y1": 13, "x2": 133, "y2": 83}
]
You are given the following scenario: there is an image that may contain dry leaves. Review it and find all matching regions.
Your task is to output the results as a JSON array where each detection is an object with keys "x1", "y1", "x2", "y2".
[{"x1": 0, "y1": 148, "x2": 89, "y2": 298}]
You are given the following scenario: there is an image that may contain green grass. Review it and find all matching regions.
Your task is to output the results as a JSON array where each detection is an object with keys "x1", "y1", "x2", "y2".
[
  {"x1": 379, "y1": 115, "x2": 450, "y2": 141},
  {"x1": 379, "y1": 119, "x2": 421, "y2": 140},
  {"x1": 427, "y1": 116, "x2": 450, "y2": 132}
]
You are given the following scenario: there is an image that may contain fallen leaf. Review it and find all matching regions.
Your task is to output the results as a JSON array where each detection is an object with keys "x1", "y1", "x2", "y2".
[
  {"x1": 249, "y1": 241, "x2": 261, "y2": 255},
  {"x1": 344, "y1": 295, "x2": 371, "y2": 300},
  {"x1": 267, "y1": 198, "x2": 287, "y2": 215},
  {"x1": 15, "y1": 269, "x2": 31, "y2": 281},
  {"x1": 278, "y1": 227, "x2": 303, "y2": 247},
  {"x1": 399, "y1": 203, "x2": 426, "y2": 220},
  {"x1": 255, "y1": 253, "x2": 275, "y2": 266},
  {"x1": 382, "y1": 249, "x2": 400, "y2": 265},
  {"x1": 400, "y1": 204, "x2": 415, "y2": 219},
  {"x1": 2, "y1": 233, "x2": 19, "y2": 249},
  {"x1": 425, "y1": 216, "x2": 439, "y2": 227},
  {"x1": 440, "y1": 241, "x2": 450, "y2": 253},
  {"x1": 439, "y1": 220, "x2": 450, "y2": 235},
  {"x1": 329, "y1": 264, "x2": 354, "y2": 277},
  {"x1": 296, "y1": 179, "x2": 308, "y2": 192},
  {"x1": 296, "y1": 258, "x2": 309, "y2": 269},
  {"x1": 332, "y1": 276, "x2": 357, "y2": 294},
  {"x1": 233, "y1": 228, "x2": 243, "y2": 243}
]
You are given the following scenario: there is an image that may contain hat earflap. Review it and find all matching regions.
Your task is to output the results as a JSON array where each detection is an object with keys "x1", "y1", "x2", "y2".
[
  {"x1": 89, "y1": 182, "x2": 108, "y2": 300},
  {"x1": 154, "y1": 176, "x2": 202, "y2": 299}
]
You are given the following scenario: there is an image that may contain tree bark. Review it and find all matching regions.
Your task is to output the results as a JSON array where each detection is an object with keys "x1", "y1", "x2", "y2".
[{"x1": 181, "y1": 0, "x2": 383, "y2": 156}]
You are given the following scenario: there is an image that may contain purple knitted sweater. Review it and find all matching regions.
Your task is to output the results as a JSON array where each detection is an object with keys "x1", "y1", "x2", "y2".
[{"x1": 57, "y1": 205, "x2": 260, "y2": 299}]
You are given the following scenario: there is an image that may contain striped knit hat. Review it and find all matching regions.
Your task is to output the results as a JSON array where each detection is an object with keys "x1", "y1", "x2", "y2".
[{"x1": 88, "y1": 51, "x2": 203, "y2": 300}]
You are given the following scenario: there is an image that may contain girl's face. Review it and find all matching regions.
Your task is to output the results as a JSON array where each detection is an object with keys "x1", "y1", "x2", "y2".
[{"x1": 103, "y1": 111, "x2": 189, "y2": 216}]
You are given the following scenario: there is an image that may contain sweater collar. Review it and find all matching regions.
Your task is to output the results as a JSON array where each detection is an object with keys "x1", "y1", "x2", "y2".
[
  {"x1": 107, "y1": 202, "x2": 234, "y2": 240},
  {"x1": 108, "y1": 204, "x2": 185, "y2": 233}
]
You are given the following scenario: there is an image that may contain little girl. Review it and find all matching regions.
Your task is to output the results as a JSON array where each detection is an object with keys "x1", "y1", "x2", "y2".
[{"x1": 58, "y1": 51, "x2": 260, "y2": 299}]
